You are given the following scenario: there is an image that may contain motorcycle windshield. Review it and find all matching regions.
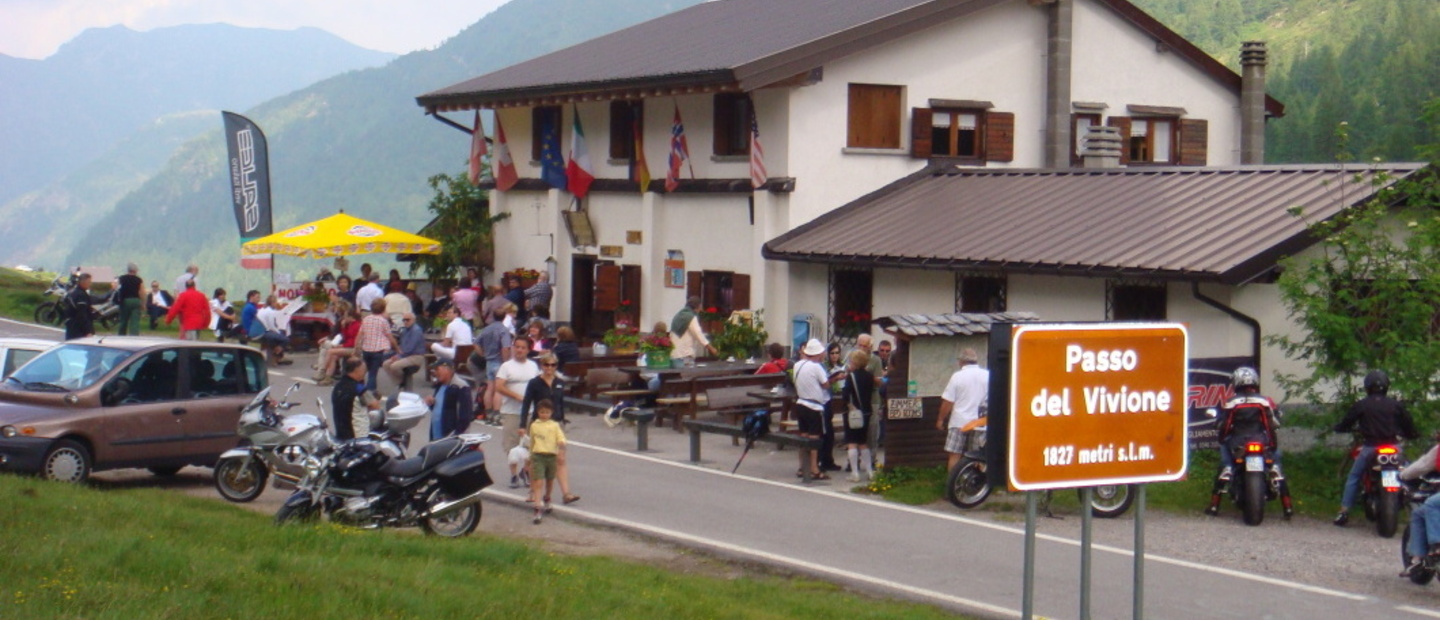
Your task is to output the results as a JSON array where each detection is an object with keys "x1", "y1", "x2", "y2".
[{"x1": 243, "y1": 386, "x2": 273, "y2": 412}]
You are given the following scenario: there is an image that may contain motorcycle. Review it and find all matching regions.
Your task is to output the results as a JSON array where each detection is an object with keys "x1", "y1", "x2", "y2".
[
  {"x1": 1401, "y1": 472, "x2": 1440, "y2": 585},
  {"x1": 945, "y1": 431, "x2": 1136, "y2": 518},
  {"x1": 213, "y1": 383, "x2": 424, "y2": 502},
  {"x1": 33, "y1": 278, "x2": 118, "y2": 329},
  {"x1": 1217, "y1": 434, "x2": 1285, "y2": 526},
  {"x1": 1351, "y1": 441, "x2": 1406, "y2": 538},
  {"x1": 274, "y1": 429, "x2": 494, "y2": 538}
]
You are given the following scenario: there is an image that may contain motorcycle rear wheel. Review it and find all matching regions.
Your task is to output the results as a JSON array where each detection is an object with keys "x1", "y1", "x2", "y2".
[
  {"x1": 34, "y1": 302, "x2": 60, "y2": 326},
  {"x1": 1401, "y1": 525, "x2": 1437, "y2": 585},
  {"x1": 1084, "y1": 484, "x2": 1137, "y2": 518},
  {"x1": 421, "y1": 488, "x2": 480, "y2": 537},
  {"x1": 1241, "y1": 471, "x2": 1266, "y2": 526},
  {"x1": 1376, "y1": 490, "x2": 1401, "y2": 539},
  {"x1": 946, "y1": 460, "x2": 992, "y2": 509},
  {"x1": 214, "y1": 457, "x2": 269, "y2": 503}
]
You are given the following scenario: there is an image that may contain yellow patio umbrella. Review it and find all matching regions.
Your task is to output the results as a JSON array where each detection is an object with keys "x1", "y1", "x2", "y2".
[{"x1": 241, "y1": 211, "x2": 441, "y2": 258}]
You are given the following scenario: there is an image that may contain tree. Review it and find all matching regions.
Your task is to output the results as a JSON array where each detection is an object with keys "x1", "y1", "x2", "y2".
[{"x1": 408, "y1": 172, "x2": 509, "y2": 284}]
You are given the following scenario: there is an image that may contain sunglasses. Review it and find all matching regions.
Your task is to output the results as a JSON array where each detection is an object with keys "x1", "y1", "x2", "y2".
[{"x1": 541, "y1": 362, "x2": 558, "y2": 367}]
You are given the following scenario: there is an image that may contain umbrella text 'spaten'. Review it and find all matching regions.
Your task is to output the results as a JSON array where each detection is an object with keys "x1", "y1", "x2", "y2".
[{"x1": 241, "y1": 212, "x2": 441, "y2": 258}]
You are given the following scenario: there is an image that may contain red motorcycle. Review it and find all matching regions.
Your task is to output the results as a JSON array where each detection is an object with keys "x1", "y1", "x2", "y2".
[{"x1": 1348, "y1": 442, "x2": 1405, "y2": 538}]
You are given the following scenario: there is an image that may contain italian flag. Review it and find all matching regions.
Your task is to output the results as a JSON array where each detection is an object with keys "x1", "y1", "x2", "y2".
[{"x1": 565, "y1": 110, "x2": 595, "y2": 199}]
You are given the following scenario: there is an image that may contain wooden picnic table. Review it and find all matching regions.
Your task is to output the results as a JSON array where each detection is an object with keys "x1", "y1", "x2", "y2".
[{"x1": 617, "y1": 360, "x2": 760, "y2": 381}]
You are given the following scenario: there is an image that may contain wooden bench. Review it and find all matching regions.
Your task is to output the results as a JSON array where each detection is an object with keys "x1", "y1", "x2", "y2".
[
  {"x1": 702, "y1": 386, "x2": 773, "y2": 445},
  {"x1": 681, "y1": 419, "x2": 822, "y2": 482},
  {"x1": 582, "y1": 366, "x2": 657, "y2": 401},
  {"x1": 656, "y1": 373, "x2": 785, "y2": 432}
]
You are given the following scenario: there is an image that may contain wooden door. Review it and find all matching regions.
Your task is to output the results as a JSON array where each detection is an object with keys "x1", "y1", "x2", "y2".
[{"x1": 570, "y1": 255, "x2": 597, "y2": 340}]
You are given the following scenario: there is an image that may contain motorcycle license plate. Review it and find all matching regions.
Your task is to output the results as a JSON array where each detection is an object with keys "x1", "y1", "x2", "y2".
[
  {"x1": 1382, "y1": 469, "x2": 1400, "y2": 489},
  {"x1": 1245, "y1": 455, "x2": 1264, "y2": 472}
]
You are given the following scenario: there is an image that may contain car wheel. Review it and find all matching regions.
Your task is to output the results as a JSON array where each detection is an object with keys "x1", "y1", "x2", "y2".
[{"x1": 42, "y1": 439, "x2": 92, "y2": 483}]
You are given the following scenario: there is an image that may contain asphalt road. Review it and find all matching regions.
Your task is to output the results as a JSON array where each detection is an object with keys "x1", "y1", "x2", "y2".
[{"x1": 6, "y1": 317, "x2": 1440, "y2": 619}]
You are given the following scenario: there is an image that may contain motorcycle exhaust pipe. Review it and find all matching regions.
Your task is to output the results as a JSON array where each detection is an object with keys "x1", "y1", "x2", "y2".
[{"x1": 427, "y1": 491, "x2": 484, "y2": 518}]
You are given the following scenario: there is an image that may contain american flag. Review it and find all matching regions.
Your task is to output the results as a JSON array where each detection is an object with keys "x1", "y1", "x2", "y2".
[
  {"x1": 665, "y1": 104, "x2": 691, "y2": 192},
  {"x1": 749, "y1": 115, "x2": 767, "y2": 189}
]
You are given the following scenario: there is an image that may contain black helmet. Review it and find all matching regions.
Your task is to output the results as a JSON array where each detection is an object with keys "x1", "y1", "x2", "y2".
[
  {"x1": 1231, "y1": 366, "x2": 1260, "y2": 390},
  {"x1": 1364, "y1": 370, "x2": 1390, "y2": 395}
]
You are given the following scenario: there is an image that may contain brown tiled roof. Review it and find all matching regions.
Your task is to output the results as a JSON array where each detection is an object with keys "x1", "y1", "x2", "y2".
[
  {"x1": 762, "y1": 164, "x2": 1430, "y2": 285},
  {"x1": 416, "y1": 0, "x2": 1284, "y2": 117},
  {"x1": 877, "y1": 312, "x2": 1040, "y2": 337}
]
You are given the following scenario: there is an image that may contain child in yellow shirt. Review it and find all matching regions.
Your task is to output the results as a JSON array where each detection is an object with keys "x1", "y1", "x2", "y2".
[{"x1": 527, "y1": 398, "x2": 566, "y2": 524}]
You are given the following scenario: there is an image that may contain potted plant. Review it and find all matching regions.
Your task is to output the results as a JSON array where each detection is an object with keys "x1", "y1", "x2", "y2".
[
  {"x1": 303, "y1": 285, "x2": 330, "y2": 313},
  {"x1": 602, "y1": 326, "x2": 641, "y2": 355},
  {"x1": 640, "y1": 332, "x2": 674, "y2": 368},
  {"x1": 835, "y1": 309, "x2": 872, "y2": 339},
  {"x1": 712, "y1": 309, "x2": 768, "y2": 360},
  {"x1": 506, "y1": 268, "x2": 541, "y2": 289}
]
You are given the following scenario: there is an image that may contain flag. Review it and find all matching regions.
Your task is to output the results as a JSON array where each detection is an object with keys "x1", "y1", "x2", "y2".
[
  {"x1": 222, "y1": 111, "x2": 273, "y2": 270},
  {"x1": 493, "y1": 115, "x2": 519, "y2": 191},
  {"x1": 632, "y1": 115, "x2": 651, "y2": 193},
  {"x1": 468, "y1": 111, "x2": 487, "y2": 185},
  {"x1": 665, "y1": 104, "x2": 691, "y2": 192},
  {"x1": 750, "y1": 115, "x2": 768, "y2": 189},
  {"x1": 540, "y1": 111, "x2": 568, "y2": 191},
  {"x1": 565, "y1": 108, "x2": 595, "y2": 198}
]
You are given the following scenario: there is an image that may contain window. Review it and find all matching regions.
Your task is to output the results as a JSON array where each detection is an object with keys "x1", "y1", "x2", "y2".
[
  {"x1": 107, "y1": 350, "x2": 180, "y2": 405},
  {"x1": 1108, "y1": 116, "x2": 1207, "y2": 166},
  {"x1": 686, "y1": 270, "x2": 751, "y2": 318},
  {"x1": 190, "y1": 349, "x2": 241, "y2": 398},
  {"x1": 847, "y1": 84, "x2": 902, "y2": 149},
  {"x1": 1071, "y1": 113, "x2": 1102, "y2": 165},
  {"x1": 3, "y1": 349, "x2": 39, "y2": 377},
  {"x1": 1108, "y1": 281, "x2": 1167, "y2": 320},
  {"x1": 957, "y1": 275, "x2": 1007, "y2": 313},
  {"x1": 1128, "y1": 117, "x2": 1174, "y2": 163},
  {"x1": 713, "y1": 93, "x2": 752, "y2": 157},
  {"x1": 609, "y1": 100, "x2": 644, "y2": 160},
  {"x1": 829, "y1": 268, "x2": 873, "y2": 341},
  {"x1": 241, "y1": 351, "x2": 267, "y2": 393},
  {"x1": 531, "y1": 106, "x2": 562, "y2": 162},
  {"x1": 910, "y1": 107, "x2": 1013, "y2": 162}
]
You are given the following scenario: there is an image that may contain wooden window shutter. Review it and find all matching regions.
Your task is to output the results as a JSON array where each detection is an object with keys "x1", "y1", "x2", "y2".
[
  {"x1": 609, "y1": 101, "x2": 631, "y2": 160},
  {"x1": 593, "y1": 264, "x2": 621, "y2": 312},
  {"x1": 984, "y1": 111, "x2": 1015, "y2": 162},
  {"x1": 686, "y1": 271, "x2": 701, "y2": 301},
  {"x1": 848, "y1": 85, "x2": 901, "y2": 149},
  {"x1": 621, "y1": 265, "x2": 642, "y2": 319},
  {"x1": 1177, "y1": 118, "x2": 1208, "y2": 166},
  {"x1": 1108, "y1": 117, "x2": 1132, "y2": 165},
  {"x1": 910, "y1": 107, "x2": 933, "y2": 158},
  {"x1": 731, "y1": 274, "x2": 751, "y2": 311}
]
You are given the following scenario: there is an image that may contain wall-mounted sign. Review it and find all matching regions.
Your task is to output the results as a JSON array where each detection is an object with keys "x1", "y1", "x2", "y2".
[
  {"x1": 563, "y1": 210, "x2": 596, "y2": 247},
  {"x1": 600, "y1": 245, "x2": 624, "y2": 258},
  {"x1": 664, "y1": 250, "x2": 685, "y2": 289},
  {"x1": 626, "y1": 230, "x2": 643, "y2": 245},
  {"x1": 887, "y1": 398, "x2": 923, "y2": 420}
]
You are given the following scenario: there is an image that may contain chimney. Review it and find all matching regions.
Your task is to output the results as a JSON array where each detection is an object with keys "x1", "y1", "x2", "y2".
[
  {"x1": 1041, "y1": 0, "x2": 1074, "y2": 168},
  {"x1": 1240, "y1": 41, "x2": 1267, "y2": 165},
  {"x1": 1080, "y1": 125, "x2": 1122, "y2": 169}
]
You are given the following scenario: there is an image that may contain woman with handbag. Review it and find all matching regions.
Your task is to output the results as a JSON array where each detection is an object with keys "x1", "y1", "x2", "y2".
[{"x1": 842, "y1": 349, "x2": 876, "y2": 482}]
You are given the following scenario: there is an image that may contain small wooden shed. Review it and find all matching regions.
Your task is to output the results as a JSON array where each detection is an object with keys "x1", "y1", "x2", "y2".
[{"x1": 875, "y1": 312, "x2": 1039, "y2": 468}]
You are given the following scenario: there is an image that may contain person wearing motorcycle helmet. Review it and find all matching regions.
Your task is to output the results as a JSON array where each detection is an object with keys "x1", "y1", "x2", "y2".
[
  {"x1": 1399, "y1": 429, "x2": 1440, "y2": 576},
  {"x1": 1205, "y1": 366, "x2": 1293, "y2": 518},
  {"x1": 1332, "y1": 369, "x2": 1419, "y2": 526}
]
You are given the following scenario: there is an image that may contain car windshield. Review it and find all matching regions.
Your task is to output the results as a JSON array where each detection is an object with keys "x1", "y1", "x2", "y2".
[{"x1": 7, "y1": 344, "x2": 134, "y2": 392}]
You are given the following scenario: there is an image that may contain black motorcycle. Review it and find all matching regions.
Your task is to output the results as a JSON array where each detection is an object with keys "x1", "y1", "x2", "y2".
[
  {"x1": 1349, "y1": 441, "x2": 1406, "y2": 538},
  {"x1": 1219, "y1": 434, "x2": 1284, "y2": 526},
  {"x1": 1401, "y1": 473, "x2": 1440, "y2": 585},
  {"x1": 276, "y1": 432, "x2": 494, "y2": 538}
]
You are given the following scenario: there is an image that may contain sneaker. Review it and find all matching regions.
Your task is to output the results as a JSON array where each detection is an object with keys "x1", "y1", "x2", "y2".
[
  {"x1": 533, "y1": 510, "x2": 542, "y2": 525},
  {"x1": 847, "y1": 473, "x2": 861, "y2": 483},
  {"x1": 1402, "y1": 557, "x2": 1426, "y2": 578},
  {"x1": 508, "y1": 475, "x2": 520, "y2": 489},
  {"x1": 1333, "y1": 511, "x2": 1349, "y2": 527},
  {"x1": 519, "y1": 470, "x2": 531, "y2": 487},
  {"x1": 1204, "y1": 505, "x2": 1219, "y2": 517},
  {"x1": 1217, "y1": 466, "x2": 1233, "y2": 482},
  {"x1": 543, "y1": 502, "x2": 554, "y2": 514}
]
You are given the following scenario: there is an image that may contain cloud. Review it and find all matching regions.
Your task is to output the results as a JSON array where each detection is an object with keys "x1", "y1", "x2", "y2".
[{"x1": 0, "y1": 0, "x2": 506, "y2": 59}]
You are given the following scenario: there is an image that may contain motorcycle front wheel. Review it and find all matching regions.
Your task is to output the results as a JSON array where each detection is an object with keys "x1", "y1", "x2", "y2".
[
  {"x1": 214, "y1": 457, "x2": 269, "y2": 503},
  {"x1": 275, "y1": 497, "x2": 319, "y2": 525},
  {"x1": 1377, "y1": 490, "x2": 1401, "y2": 539},
  {"x1": 421, "y1": 488, "x2": 480, "y2": 537},
  {"x1": 1084, "y1": 484, "x2": 1137, "y2": 518},
  {"x1": 34, "y1": 302, "x2": 60, "y2": 326},
  {"x1": 1241, "y1": 471, "x2": 1266, "y2": 526},
  {"x1": 1402, "y1": 525, "x2": 1437, "y2": 585},
  {"x1": 946, "y1": 460, "x2": 992, "y2": 509}
]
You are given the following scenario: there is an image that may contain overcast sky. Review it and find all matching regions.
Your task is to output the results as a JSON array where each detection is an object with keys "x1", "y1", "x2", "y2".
[{"x1": 0, "y1": 0, "x2": 510, "y2": 59}]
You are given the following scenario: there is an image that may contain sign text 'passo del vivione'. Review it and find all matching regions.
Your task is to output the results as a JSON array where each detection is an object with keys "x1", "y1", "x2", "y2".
[{"x1": 1008, "y1": 323, "x2": 1189, "y2": 491}]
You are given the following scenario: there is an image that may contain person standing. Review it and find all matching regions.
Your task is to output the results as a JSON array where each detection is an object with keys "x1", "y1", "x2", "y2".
[
  {"x1": 422, "y1": 360, "x2": 473, "y2": 440},
  {"x1": 1332, "y1": 370, "x2": 1419, "y2": 526},
  {"x1": 145, "y1": 281, "x2": 172, "y2": 330},
  {"x1": 842, "y1": 349, "x2": 877, "y2": 482},
  {"x1": 479, "y1": 285, "x2": 506, "y2": 325},
  {"x1": 332, "y1": 275, "x2": 356, "y2": 307},
  {"x1": 524, "y1": 271, "x2": 553, "y2": 320},
  {"x1": 383, "y1": 282, "x2": 410, "y2": 321},
  {"x1": 495, "y1": 335, "x2": 540, "y2": 487},
  {"x1": 356, "y1": 298, "x2": 398, "y2": 398},
  {"x1": 451, "y1": 278, "x2": 479, "y2": 322},
  {"x1": 164, "y1": 279, "x2": 210, "y2": 341},
  {"x1": 670, "y1": 296, "x2": 716, "y2": 364},
  {"x1": 936, "y1": 348, "x2": 989, "y2": 472},
  {"x1": 173, "y1": 264, "x2": 199, "y2": 297},
  {"x1": 476, "y1": 305, "x2": 515, "y2": 417},
  {"x1": 793, "y1": 339, "x2": 840, "y2": 480},
  {"x1": 331, "y1": 358, "x2": 379, "y2": 441},
  {"x1": 61, "y1": 273, "x2": 100, "y2": 340},
  {"x1": 526, "y1": 398, "x2": 567, "y2": 523},
  {"x1": 521, "y1": 353, "x2": 578, "y2": 505},
  {"x1": 354, "y1": 272, "x2": 384, "y2": 315},
  {"x1": 115, "y1": 263, "x2": 144, "y2": 335},
  {"x1": 381, "y1": 313, "x2": 427, "y2": 394},
  {"x1": 818, "y1": 342, "x2": 848, "y2": 471},
  {"x1": 209, "y1": 288, "x2": 239, "y2": 342}
]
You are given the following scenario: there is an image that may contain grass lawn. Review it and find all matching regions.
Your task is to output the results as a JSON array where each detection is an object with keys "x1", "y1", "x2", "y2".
[{"x1": 0, "y1": 475, "x2": 963, "y2": 619}]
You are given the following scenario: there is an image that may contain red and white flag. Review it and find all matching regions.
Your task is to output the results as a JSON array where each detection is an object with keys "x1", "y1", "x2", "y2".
[
  {"x1": 665, "y1": 104, "x2": 691, "y2": 192},
  {"x1": 565, "y1": 108, "x2": 595, "y2": 198},
  {"x1": 493, "y1": 115, "x2": 519, "y2": 191},
  {"x1": 468, "y1": 111, "x2": 487, "y2": 185},
  {"x1": 749, "y1": 115, "x2": 767, "y2": 189}
]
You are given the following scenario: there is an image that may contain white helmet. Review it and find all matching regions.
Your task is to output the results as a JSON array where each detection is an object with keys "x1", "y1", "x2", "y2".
[{"x1": 1232, "y1": 366, "x2": 1260, "y2": 390}]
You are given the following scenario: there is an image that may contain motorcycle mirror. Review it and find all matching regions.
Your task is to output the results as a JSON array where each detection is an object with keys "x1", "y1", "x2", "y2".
[{"x1": 1205, "y1": 408, "x2": 1218, "y2": 418}]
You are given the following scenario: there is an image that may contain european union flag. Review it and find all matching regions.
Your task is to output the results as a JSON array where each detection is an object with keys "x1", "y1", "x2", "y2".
[{"x1": 540, "y1": 113, "x2": 568, "y2": 191}]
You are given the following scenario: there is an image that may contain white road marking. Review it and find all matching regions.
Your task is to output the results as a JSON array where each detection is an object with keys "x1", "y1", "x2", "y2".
[
  {"x1": 0, "y1": 316, "x2": 62, "y2": 333},
  {"x1": 569, "y1": 439, "x2": 1371, "y2": 602},
  {"x1": 482, "y1": 487, "x2": 1023, "y2": 618},
  {"x1": 1398, "y1": 605, "x2": 1440, "y2": 618}
]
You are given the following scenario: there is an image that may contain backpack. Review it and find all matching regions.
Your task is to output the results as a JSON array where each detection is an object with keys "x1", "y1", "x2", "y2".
[{"x1": 742, "y1": 409, "x2": 771, "y2": 441}]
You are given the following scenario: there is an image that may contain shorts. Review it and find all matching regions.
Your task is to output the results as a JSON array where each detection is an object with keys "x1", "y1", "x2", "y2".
[
  {"x1": 499, "y1": 413, "x2": 521, "y2": 452},
  {"x1": 946, "y1": 428, "x2": 985, "y2": 455},
  {"x1": 795, "y1": 406, "x2": 823, "y2": 436},
  {"x1": 531, "y1": 453, "x2": 558, "y2": 481}
]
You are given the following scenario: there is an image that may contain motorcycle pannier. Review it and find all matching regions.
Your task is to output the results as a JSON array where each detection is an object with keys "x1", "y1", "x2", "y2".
[{"x1": 435, "y1": 451, "x2": 494, "y2": 497}]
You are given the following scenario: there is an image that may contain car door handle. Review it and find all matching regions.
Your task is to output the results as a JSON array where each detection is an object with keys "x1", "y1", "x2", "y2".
[{"x1": 171, "y1": 407, "x2": 187, "y2": 416}]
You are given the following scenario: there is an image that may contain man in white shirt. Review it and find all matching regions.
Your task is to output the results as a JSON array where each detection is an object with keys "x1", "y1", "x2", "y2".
[
  {"x1": 430, "y1": 306, "x2": 474, "y2": 362},
  {"x1": 936, "y1": 347, "x2": 990, "y2": 470},
  {"x1": 493, "y1": 335, "x2": 540, "y2": 486},
  {"x1": 354, "y1": 273, "x2": 384, "y2": 314},
  {"x1": 174, "y1": 264, "x2": 198, "y2": 296},
  {"x1": 792, "y1": 338, "x2": 841, "y2": 480},
  {"x1": 255, "y1": 296, "x2": 292, "y2": 366}
]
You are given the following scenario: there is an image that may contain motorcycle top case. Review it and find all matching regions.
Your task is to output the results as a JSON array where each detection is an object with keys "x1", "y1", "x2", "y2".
[{"x1": 434, "y1": 451, "x2": 493, "y2": 497}]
